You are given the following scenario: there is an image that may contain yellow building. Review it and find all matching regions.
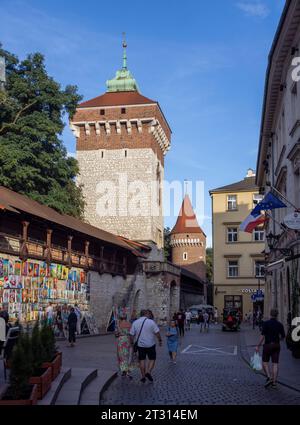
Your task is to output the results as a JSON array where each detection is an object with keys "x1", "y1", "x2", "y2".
[{"x1": 209, "y1": 170, "x2": 265, "y2": 318}]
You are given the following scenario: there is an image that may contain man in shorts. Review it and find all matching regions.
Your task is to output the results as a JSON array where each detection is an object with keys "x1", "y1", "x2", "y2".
[
  {"x1": 130, "y1": 309, "x2": 162, "y2": 383},
  {"x1": 256, "y1": 309, "x2": 285, "y2": 389}
]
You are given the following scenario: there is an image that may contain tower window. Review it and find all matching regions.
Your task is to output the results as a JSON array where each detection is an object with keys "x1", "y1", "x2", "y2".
[
  {"x1": 124, "y1": 150, "x2": 127, "y2": 157},
  {"x1": 121, "y1": 107, "x2": 126, "y2": 114},
  {"x1": 183, "y1": 252, "x2": 188, "y2": 261},
  {"x1": 100, "y1": 109, "x2": 105, "y2": 115},
  {"x1": 101, "y1": 151, "x2": 104, "y2": 158}
]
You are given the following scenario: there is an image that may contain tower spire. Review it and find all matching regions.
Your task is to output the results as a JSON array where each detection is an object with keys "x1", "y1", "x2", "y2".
[{"x1": 122, "y1": 32, "x2": 127, "y2": 70}]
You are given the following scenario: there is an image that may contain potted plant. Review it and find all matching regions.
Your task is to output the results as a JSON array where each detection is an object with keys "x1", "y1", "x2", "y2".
[
  {"x1": 29, "y1": 322, "x2": 52, "y2": 399},
  {"x1": 0, "y1": 334, "x2": 38, "y2": 405},
  {"x1": 40, "y1": 323, "x2": 62, "y2": 381}
]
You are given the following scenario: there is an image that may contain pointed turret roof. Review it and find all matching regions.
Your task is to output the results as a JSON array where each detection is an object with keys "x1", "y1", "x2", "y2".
[{"x1": 171, "y1": 195, "x2": 205, "y2": 235}]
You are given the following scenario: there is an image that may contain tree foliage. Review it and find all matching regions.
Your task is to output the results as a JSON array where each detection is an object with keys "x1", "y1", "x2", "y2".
[
  {"x1": 0, "y1": 46, "x2": 84, "y2": 217},
  {"x1": 164, "y1": 227, "x2": 172, "y2": 261}
]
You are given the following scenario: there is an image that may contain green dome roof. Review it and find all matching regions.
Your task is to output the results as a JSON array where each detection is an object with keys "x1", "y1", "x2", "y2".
[{"x1": 106, "y1": 37, "x2": 140, "y2": 93}]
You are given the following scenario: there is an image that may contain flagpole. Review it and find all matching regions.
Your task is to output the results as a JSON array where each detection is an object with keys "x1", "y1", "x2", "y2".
[
  {"x1": 267, "y1": 184, "x2": 299, "y2": 211},
  {"x1": 264, "y1": 210, "x2": 288, "y2": 233}
]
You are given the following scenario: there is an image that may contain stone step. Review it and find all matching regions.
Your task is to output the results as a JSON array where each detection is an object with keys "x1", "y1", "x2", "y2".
[
  {"x1": 80, "y1": 369, "x2": 117, "y2": 405},
  {"x1": 38, "y1": 367, "x2": 71, "y2": 405},
  {"x1": 54, "y1": 367, "x2": 97, "y2": 405}
]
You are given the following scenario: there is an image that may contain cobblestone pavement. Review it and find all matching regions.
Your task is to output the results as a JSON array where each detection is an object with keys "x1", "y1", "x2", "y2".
[{"x1": 100, "y1": 324, "x2": 300, "y2": 405}]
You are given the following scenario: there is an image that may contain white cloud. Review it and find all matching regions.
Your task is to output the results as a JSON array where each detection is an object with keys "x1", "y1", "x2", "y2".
[{"x1": 236, "y1": 2, "x2": 270, "y2": 18}]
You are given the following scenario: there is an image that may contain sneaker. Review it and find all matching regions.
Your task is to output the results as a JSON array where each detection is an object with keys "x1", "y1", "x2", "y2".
[
  {"x1": 173, "y1": 361, "x2": 177, "y2": 364},
  {"x1": 145, "y1": 373, "x2": 153, "y2": 382},
  {"x1": 264, "y1": 378, "x2": 272, "y2": 388},
  {"x1": 140, "y1": 377, "x2": 146, "y2": 383},
  {"x1": 271, "y1": 383, "x2": 277, "y2": 389}
]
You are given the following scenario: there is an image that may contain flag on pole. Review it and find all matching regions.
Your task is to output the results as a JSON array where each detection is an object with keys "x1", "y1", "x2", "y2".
[
  {"x1": 240, "y1": 212, "x2": 267, "y2": 233},
  {"x1": 252, "y1": 192, "x2": 286, "y2": 215}
]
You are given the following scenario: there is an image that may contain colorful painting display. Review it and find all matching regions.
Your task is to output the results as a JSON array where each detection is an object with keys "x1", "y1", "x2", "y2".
[{"x1": 0, "y1": 256, "x2": 89, "y2": 322}]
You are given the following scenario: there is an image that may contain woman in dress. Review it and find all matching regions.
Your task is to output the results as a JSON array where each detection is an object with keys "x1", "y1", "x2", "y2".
[
  {"x1": 166, "y1": 320, "x2": 179, "y2": 364},
  {"x1": 115, "y1": 315, "x2": 133, "y2": 379}
]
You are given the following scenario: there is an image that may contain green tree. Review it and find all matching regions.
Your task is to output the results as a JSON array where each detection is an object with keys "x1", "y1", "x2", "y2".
[
  {"x1": 0, "y1": 46, "x2": 84, "y2": 217},
  {"x1": 206, "y1": 247, "x2": 213, "y2": 282},
  {"x1": 164, "y1": 227, "x2": 172, "y2": 261}
]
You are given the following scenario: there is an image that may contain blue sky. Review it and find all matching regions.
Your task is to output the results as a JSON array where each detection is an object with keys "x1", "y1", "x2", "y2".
[{"x1": 0, "y1": 0, "x2": 285, "y2": 246}]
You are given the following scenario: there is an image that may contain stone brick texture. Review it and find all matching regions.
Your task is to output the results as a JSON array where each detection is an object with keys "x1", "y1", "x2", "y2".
[{"x1": 171, "y1": 232, "x2": 207, "y2": 280}]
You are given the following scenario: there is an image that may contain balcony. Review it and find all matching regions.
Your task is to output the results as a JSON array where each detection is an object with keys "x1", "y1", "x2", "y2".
[{"x1": 142, "y1": 261, "x2": 181, "y2": 276}]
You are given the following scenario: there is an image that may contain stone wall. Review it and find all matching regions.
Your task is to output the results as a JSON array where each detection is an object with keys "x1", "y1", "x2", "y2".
[
  {"x1": 88, "y1": 268, "x2": 180, "y2": 330},
  {"x1": 77, "y1": 148, "x2": 164, "y2": 248}
]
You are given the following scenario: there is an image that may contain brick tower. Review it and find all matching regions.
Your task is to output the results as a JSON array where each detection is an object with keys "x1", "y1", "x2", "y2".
[
  {"x1": 70, "y1": 39, "x2": 171, "y2": 251},
  {"x1": 170, "y1": 195, "x2": 206, "y2": 280}
]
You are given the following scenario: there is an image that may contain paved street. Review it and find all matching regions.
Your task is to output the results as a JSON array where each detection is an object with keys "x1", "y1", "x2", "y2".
[{"x1": 100, "y1": 324, "x2": 300, "y2": 405}]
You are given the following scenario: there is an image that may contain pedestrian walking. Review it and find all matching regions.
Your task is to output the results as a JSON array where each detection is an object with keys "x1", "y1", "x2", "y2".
[
  {"x1": 214, "y1": 308, "x2": 219, "y2": 324},
  {"x1": 55, "y1": 306, "x2": 64, "y2": 337},
  {"x1": 67, "y1": 307, "x2": 78, "y2": 347},
  {"x1": 115, "y1": 315, "x2": 133, "y2": 379},
  {"x1": 176, "y1": 310, "x2": 186, "y2": 337},
  {"x1": 129, "y1": 309, "x2": 162, "y2": 383},
  {"x1": 61, "y1": 304, "x2": 69, "y2": 339},
  {"x1": 198, "y1": 310, "x2": 204, "y2": 332},
  {"x1": 203, "y1": 311, "x2": 209, "y2": 332},
  {"x1": 46, "y1": 302, "x2": 54, "y2": 327},
  {"x1": 74, "y1": 303, "x2": 82, "y2": 335},
  {"x1": 166, "y1": 320, "x2": 179, "y2": 363},
  {"x1": 255, "y1": 309, "x2": 286, "y2": 389},
  {"x1": 185, "y1": 310, "x2": 192, "y2": 331}
]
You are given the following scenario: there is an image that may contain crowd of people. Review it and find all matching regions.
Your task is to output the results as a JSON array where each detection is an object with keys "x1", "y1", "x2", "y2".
[
  {"x1": 113, "y1": 307, "x2": 218, "y2": 383},
  {"x1": 0, "y1": 301, "x2": 83, "y2": 349}
]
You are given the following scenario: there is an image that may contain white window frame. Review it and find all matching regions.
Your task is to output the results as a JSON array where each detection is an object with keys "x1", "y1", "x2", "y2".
[
  {"x1": 183, "y1": 252, "x2": 188, "y2": 261},
  {"x1": 227, "y1": 260, "x2": 239, "y2": 278},
  {"x1": 254, "y1": 261, "x2": 265, "y2": 278},
  {"x1": 227, "y1": 227, "x2": 238, "y2": 243},
  {"x1": 227, "y1": 195, "x2": 237, "y2": 211},
  {"x1": 253, "y1": 227, "x2": 265, "y2": 242},
  {"x1": 253, "y1": 193, "x2": 263, "y2": 208}
]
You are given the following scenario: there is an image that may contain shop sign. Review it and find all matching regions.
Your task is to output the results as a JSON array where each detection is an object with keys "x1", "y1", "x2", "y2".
[
  {"x1": 283, "y1": 212, "x2": 300, "y2": 230},
  {"x1": 241, "y1": 288, "x2": 265, "y2": 294}
]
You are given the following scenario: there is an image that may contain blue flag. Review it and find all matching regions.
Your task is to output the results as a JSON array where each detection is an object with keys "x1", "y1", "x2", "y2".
[{"x1": 252, "y1": 192, "x2": 286, "y2": 215}]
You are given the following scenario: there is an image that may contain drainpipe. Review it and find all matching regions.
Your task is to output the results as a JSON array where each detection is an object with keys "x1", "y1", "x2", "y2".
[{"x1": 270, "y1": 134, "x2": 278, "y2": 309}]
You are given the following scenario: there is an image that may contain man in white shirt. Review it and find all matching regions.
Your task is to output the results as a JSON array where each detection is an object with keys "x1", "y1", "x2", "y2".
[
  {"x1": 130, "y1": 309, "x2": 162, "y2": 383},
  {"x1": 203, "y1": 311, "x2": 209, "y2": 332},
  {"x1": 185, "y1": 311, "x2": 192, "y2": 331}
]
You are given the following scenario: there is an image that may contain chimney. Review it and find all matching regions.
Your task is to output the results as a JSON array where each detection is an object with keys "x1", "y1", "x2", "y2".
[
  {"x1": 0, "y1": 56, "x2": 6, "y2": 91},
  {"x1": 246, "y1": 168, "x2": 255, "y2": 178}
]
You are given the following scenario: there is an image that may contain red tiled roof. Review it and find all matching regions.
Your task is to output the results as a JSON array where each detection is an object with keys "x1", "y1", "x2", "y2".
[
  {"x1": 79, "y1": 91, "x2": 157, "y2": 108},
  {"x1": 171, "y1": 195, "x2": 205, "y2": 235},
  {"x1": 0, "y1": 186, "x2": 134, "y2": 252}
]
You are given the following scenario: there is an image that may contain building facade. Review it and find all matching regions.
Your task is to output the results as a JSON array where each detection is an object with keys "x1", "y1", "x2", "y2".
[
  {"x1": 0, "y1": 186, "x2": 182, "y2": 329},
  {"x1": 210, "y1": 170, "x2": 265, "y2": 317},
  {"x1": 70, "y1": 42, "x2": 171, "y2": 252},
  {"x1": 256, "y1": 0, "x2": 300, "y2": 325}
]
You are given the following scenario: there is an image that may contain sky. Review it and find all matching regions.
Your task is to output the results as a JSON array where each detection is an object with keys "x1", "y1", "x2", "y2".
[{"x1": 0, "y1": 0, "x2": 286, "y2": 246}]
